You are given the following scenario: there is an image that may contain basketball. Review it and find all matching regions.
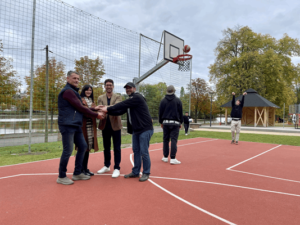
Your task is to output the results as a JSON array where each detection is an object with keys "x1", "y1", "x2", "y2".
[{"x1": 183, "y1": 45, "x2": 190, "y2": 53}]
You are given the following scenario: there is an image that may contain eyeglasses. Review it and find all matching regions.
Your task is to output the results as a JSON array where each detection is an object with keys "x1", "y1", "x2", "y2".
[{"x1": 105, "y1": 85, "x2": 113, "y2": 87}]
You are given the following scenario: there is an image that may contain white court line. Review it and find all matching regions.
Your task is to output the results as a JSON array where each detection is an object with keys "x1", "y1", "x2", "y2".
[
  {"x1": 228, "y1": 169, "x2": 300, "y2": 183},
  {"x1": 149, "y1": 176, "x2": 300, "y2": 197},
  {"x1": 129, "y1": 154, "x2": 236, "y2": 225},
  {"x1": 149, "y1": 139, "x2": 218, "y2": 152},
  {"x1": 226, "y1": 145, "x2": 282, "y2": 170},
  {"x1": 0, "y1": 137, "x2": 215, "y2": 168}
]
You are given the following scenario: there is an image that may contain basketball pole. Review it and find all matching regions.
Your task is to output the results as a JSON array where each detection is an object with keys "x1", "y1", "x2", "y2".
[
  {"x1": 137, "y1": 33, "x2": 141, "y2": 92},
  {"x1": 188, "y1": 59, "x2": 192, "y2": 134}
]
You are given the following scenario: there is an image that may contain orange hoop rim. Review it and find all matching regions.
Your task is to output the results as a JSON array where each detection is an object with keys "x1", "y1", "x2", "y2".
[{"x1": 173, "y1": 54, "x2": 192, "y2": 63}]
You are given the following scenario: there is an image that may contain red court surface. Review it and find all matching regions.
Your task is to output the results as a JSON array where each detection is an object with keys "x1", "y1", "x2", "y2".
[{"x1": 1, "y1": 137, "x2": 300, "y2": 225}]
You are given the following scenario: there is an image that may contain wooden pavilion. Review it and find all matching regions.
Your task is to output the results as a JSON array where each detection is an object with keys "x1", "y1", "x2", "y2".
[{"x1": 221, "y1": 89, "x2": 280, "y2": 127}]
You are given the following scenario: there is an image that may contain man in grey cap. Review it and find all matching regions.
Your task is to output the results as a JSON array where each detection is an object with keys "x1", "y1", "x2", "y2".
[
  {"x1": 159, "y1": 85, "x2": 183, "y2": 165},
  {"x1": 98, "y1": 82, "x2": 154, "y2": 182}
]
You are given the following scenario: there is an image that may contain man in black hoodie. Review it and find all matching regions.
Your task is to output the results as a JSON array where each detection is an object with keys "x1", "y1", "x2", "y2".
[
  {"x1": 159, "y1": 85, "x2": 183, "y2": 165},
  {"x1": 99, "y1": 82, "x2": 153, "y2": 182},
  {"x1": 231, "y1": 92, "x2": 247, "y2": 145}
]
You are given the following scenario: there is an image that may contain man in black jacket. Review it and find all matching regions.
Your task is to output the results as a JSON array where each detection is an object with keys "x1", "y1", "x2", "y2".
[
  {"x1": 183, "y1": 112, "x2": 191, "y2": 135},
  {"x1": 231, "y1": 92, "x2": 247, "y2": 145},
  {"x1": 159, "y1": 85, "x2": 183, "y2": 165},
  {"x1": 99, "y1": 82, "x2": 153, "y2": 182}
]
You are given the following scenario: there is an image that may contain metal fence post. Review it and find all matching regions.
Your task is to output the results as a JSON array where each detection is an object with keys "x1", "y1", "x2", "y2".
[
  {"x1": 188, "y1": 59, "x2": 192, "y2": 134},
  {"x1": 45, "y1": 45, "x2": 49, "y2": 142},
  {"x1": 28, "y1": 0, "x2": 37, "y2": 153}
]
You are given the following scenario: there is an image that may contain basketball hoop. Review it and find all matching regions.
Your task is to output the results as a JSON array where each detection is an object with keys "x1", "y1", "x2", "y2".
[{"x1": 173, "y1": 54, "x2": 192, "y2": 71}]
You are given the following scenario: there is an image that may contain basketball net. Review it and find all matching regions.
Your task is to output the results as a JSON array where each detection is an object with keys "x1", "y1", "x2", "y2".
[{"x1": 173, "y1": 53, "x2": 192, "y2": 72}]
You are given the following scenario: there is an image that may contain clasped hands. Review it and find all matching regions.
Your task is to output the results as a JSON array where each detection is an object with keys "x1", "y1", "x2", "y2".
[{"x1": 95, "y1": 105, "x2": 108, "y2": 119}]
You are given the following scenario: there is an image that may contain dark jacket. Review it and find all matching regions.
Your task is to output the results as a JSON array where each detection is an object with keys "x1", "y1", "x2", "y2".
[
  {"x1": 230, "y1": 95, "x2": 245, "y2": 119},
  {"x1": 58, "y1": 83, "x2": 83, "y2": 127},
  {"x1": 107, "y1": 92, "x2": 153, "y2": 134},
  {"x1": 183, "y1": 115, "x2": 191, "y2": 124},
  {"x1": 159, "y1": 94, "x2": 183, "y2": 124}
]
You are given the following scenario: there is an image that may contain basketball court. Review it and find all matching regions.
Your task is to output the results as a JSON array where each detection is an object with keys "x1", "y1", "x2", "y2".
[{"x1": 1, "y1": 137, "x2": 300, "y2": 225}]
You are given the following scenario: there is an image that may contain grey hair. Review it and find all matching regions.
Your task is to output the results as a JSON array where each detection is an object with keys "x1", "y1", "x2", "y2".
[{"x1": 67, "y1": 70, "x2": 79, "y2": 77}]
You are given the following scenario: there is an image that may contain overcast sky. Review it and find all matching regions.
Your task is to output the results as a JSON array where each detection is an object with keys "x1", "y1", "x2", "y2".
[{"x1": 61, "y1": 0, "x2": 300, "y2": 82}]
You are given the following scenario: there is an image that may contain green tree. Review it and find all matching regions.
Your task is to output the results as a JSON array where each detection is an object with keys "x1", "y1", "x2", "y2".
[
  {"x1": 25, "y1": 58, "x2": 65, "y2": 130},
  {"x1": 188, "y1": 78, "x2": 212, "y2": 123},
  {"x1": 209, "y1": 26, "x2": 300, "y2": 114},
  {"x1": 0, "y1": 41, "x2": 20, "y2": 110},
  {"x1": 74, "y1": 56, "x2": 105, "y2": 88}
]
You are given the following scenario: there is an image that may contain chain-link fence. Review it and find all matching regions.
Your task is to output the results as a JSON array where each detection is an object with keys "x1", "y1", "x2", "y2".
[{"x1": 0, "y1": 0, "x2": 191, "y2": 150}]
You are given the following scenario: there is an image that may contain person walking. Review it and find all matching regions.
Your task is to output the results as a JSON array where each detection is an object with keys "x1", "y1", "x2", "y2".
[
  {"x1": 183, "y1": 112, "x2": 191, "y2": 135},
  {"x1": 97, "y1": 79, "x2": 122, "y2": 178},
  {"x1": 159, "y1": 85, "x2": 183, "y2": 165},
  {"x1": 56, "y1": 71, "x2": 102, "y2": 185},
  {"x1": 79, "y1": 84, "x2": 99, "y2": 176},
  {"x1": 99, "y1": 82, "x2": 153, "y2": 182},
  {"x1": 231, "y1": 92, "x2": 247, "y2": 145}
]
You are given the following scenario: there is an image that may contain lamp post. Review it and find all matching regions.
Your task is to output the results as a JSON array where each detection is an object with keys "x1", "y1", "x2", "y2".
[{"x1": 209, "y1": 92, "x2": 215, "y2": 127}]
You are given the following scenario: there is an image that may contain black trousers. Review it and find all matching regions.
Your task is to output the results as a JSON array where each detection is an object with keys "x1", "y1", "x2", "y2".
[
  {"x1": 184, "y1": 123, "x2": 189, "y2": 134},
  {"x1": 82, "y1": 151, "x2": 89, "y2": 171},
  {"x1": 163, "y1": 124, "x2": 180, "y2": 159},
  {"x1": 102, "y1": 122, "x2": 121, "y2": 170}
]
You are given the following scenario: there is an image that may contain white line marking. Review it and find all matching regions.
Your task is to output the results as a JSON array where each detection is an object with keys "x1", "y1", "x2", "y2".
[
  {"x1": 149, "y1": 176, "x2": 300, "y2": 197},
  {"x1": 129, "y1": 153, "x2": 236, "y2": 225},
  {"x1": 0, "y1": 137, "x2": 213, "y2": 168},
  {"x1": 149, "y1": 139, "x2": 218, "y2": 152},
  {"x1": 226, "y1": 145, "x2": 282, "y2": 170},
  {"x1": 228, "y1": 169, "x2": 300, "y2": 183}
]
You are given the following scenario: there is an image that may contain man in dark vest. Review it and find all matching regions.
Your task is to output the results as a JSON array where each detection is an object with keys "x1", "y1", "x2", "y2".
[
  {"x1": 57, "y1": 71, "x2": 102, "y2": 185},
  {"x1": 231, "y1": 92, "x2": 247, "y2": 145},
  {"x1": 99, "y1": 82, "x2": 153, "y2": 182},
  {"x1": 159, "y1": 85, "x2": 183, "y2": 165}
]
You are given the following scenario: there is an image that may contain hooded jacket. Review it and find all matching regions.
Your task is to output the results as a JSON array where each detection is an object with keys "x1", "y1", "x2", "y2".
[
  {"x1": 106, "y1": 92, "x2": 153, "y2": 134},
  {"x1": 159, "y1": 94, "x2": 183, "y2": 124}
]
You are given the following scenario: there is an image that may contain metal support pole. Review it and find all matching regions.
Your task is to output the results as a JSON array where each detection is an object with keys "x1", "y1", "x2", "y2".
[
  {"x1": 137, "y1": 34, "x2": 141, "y2": 92},
  {"x1": 28, "y1": 0, "x2": 37, "y2": 153},
  {"x1": 283, "y1": 103, "x2": 285, "y2": 128},
  {"x1": 210, "y1": 95, "x2": 212, "y2": 127},
  {"x1": 44, "y1": 45, "x2": 49, "y2": 143},
  {"x1": 188, "y1": 60, "x2": 192, "y2": 134}
]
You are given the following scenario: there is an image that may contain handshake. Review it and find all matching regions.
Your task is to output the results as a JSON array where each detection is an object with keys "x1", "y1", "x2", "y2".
[{"x1": 95, "y1": 105, "x2": 108, "y2": 120}]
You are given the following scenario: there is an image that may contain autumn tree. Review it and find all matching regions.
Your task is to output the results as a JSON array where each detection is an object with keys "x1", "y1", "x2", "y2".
[
  {"x1": 209, "y1": 26, "x2": 300, "y2": 114},
  {"x1": 189, "y1": 78, "x2": 212, "y2": 123},
  {"x1": 25, "y1": 57, "x2": 65, "y2": 130},
  {"x1": 0, "y1": 40, "x2": 20, "y2": 110},
  {"x1": 75, "y1": 56, "x2": 105, "y2": 87}
]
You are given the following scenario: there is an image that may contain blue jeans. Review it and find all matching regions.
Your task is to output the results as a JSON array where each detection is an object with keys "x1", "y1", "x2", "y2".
[
  {"x1": 132, "y1": 129, "x2": 153, "y2": 175},
  {"x1": 58, "y1": 125, "x2": 87, "y2": 178}
]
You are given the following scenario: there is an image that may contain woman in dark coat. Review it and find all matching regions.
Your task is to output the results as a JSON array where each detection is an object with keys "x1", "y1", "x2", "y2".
[{"x1": 79, "y1": 85, "x2": 99, "y2": 175}]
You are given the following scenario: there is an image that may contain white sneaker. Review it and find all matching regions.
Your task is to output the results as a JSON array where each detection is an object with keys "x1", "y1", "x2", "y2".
[
  {"x1": 162, "y1": 157, "x2": 168, "y2": 163},
  {"x1": 170, "y1": 159, "x2": 181, "y2": 165},
  {"x1": 97, "y1": 166, "x2": 110, "y2": 174},
  {"x1": 112, "y1": 169, "x2": 120, "y2": 178},
  {"x1": 185, "y1": 133, "x2": 188, "y2": 136}
]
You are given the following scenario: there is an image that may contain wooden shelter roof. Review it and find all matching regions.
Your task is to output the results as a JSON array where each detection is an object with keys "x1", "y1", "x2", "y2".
[{"x1": 221, "y1": 89, "x2": 280, "y2": 108}]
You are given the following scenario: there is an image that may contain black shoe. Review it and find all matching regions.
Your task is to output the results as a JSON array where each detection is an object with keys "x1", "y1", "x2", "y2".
[
  {"x1": 235, "y1": 141, "x2": 238, "y2": 145},
  {"x1": 86, "y1": 169, "x2": 94, "y2": 176},
  {"x1": 124, "y1": 172, "x2": 139, "y2": 178},
  {"x1": 139, "y1": 174, "x2": 149, "y2": 182},
  {"x1": 82, "y1": 170, "x2": 90, "y2": 176},
  {"x1": 231, "y1": 140, "x2": 235, "y2": 144}
]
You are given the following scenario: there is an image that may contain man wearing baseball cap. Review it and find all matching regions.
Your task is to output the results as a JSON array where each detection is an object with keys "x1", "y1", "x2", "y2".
[
  {"x1": 159, "y1": 85, "x2": 183, "y2": 164},
  {"x1": 99, "y1": 82, "x2": 153, "y2": 182}
]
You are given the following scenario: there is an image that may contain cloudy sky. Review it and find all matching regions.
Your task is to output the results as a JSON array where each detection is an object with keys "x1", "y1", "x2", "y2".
[{"x1": 61, "y1": 0, "x2": 300, "y2": 82}]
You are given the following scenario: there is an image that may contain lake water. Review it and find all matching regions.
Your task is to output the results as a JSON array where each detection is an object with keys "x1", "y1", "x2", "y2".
[{"x1": 0, "y1": 116, "x2": 59, "y2": 135}]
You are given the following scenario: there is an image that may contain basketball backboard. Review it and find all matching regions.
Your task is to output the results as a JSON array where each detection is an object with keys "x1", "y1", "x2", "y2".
[{"x1": 163, "y1": 30, "x2": 184, "y2": 62}]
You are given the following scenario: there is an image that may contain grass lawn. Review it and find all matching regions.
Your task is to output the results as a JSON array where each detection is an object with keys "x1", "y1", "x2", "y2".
[{"x1": 1, "y1": 130, "x2": 299, "y2": 167}]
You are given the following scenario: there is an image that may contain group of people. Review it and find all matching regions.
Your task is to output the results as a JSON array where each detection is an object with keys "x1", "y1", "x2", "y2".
[{"x1": 56, "y1": 70, "x2": 244, "y2": 186}]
